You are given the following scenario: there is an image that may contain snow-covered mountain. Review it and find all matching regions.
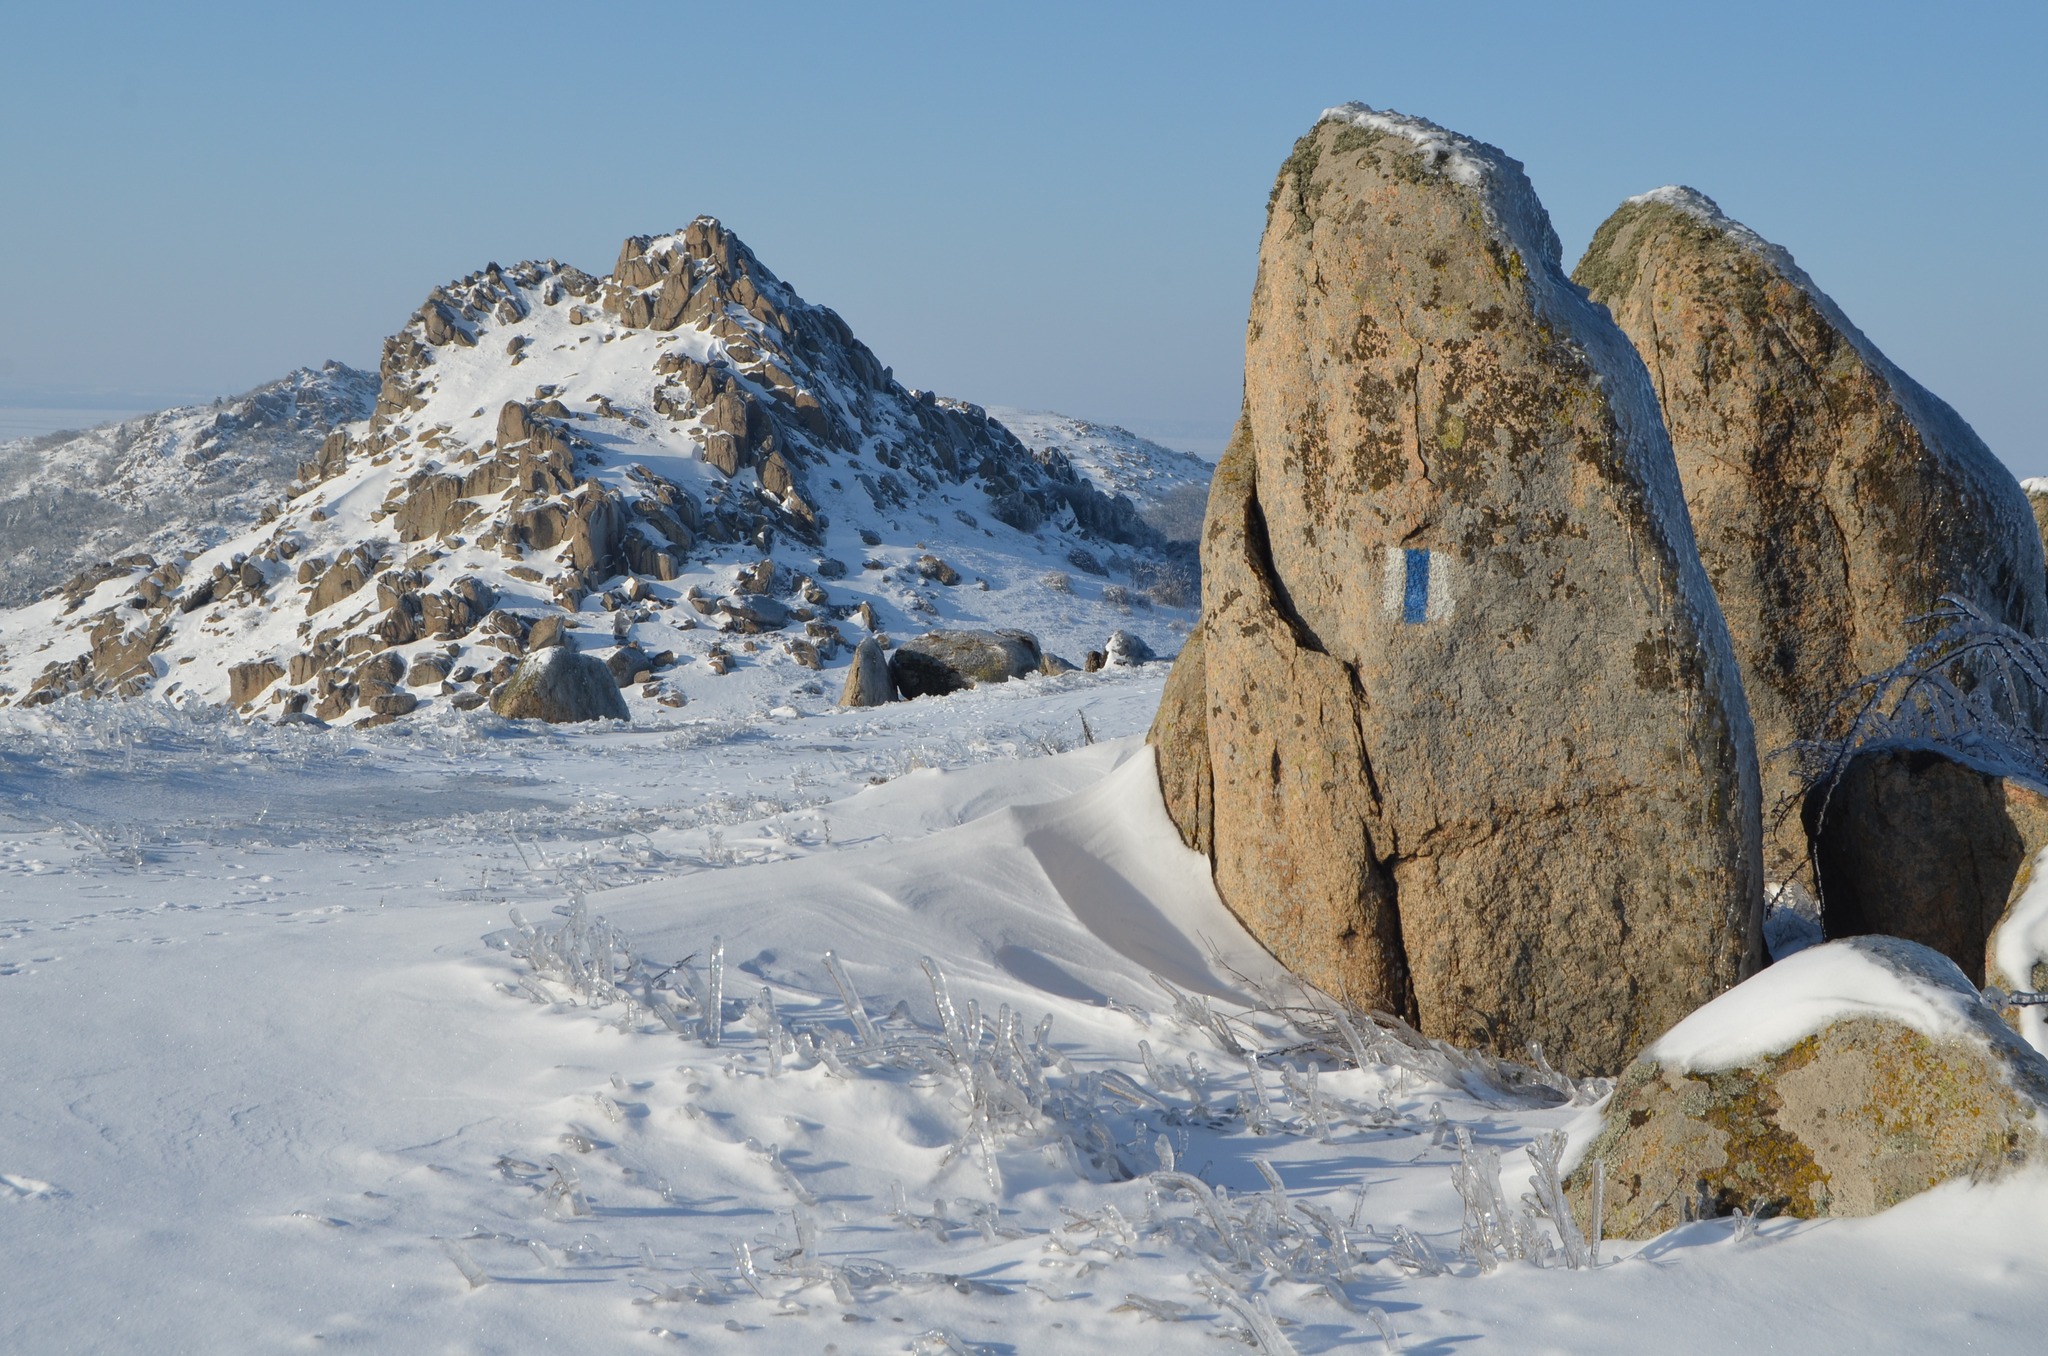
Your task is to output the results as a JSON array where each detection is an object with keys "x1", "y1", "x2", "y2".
[
  {"x1": 0, "y1": 220, "x2": 1190, "y2": 719},
  {"x1": 988, "y1": 407, "x2": 1214, "y2": 542},
  {"x1": 0, "y1": 362, "x2": 378, "y2": 607}
]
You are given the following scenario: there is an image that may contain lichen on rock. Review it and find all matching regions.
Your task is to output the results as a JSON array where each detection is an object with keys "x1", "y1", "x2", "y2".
[
  {"x1": 1151, "y1": 106, "x2": 1762, "y2": 1076},
  {"x1": 1569, "y1": 936, "x2": 2048, "y2": 1237}
]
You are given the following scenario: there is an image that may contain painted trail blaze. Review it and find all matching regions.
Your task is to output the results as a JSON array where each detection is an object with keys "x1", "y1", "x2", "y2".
[{"x1": 1402, "y1": 548, "x2": 1431, "y2": 624}]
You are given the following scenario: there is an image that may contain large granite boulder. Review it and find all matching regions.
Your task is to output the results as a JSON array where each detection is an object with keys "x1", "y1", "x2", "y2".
[
  {"x1": 1568, "y1": 936, "x2": 2048, "y2": 1238},
  {"x1": 1149, "y1": 106, "x2": 1763, "y2": 1076},
  {"x1": 888, "y1": 629, "x2": 1042, "y2": 699},
  {"x1": 488, "y1": 645, "x2": 629, "y2": 723},
  {"x1": 1575, "y1": 188, "x2": 2048, "y2": 876},
  {"x1": 1807, "y1": 744, "x2": 2048, "y2": 995}
]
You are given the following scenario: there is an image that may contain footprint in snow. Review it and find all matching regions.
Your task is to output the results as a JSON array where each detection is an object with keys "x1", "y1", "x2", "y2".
[{"x1": 2, "y1": 1174, "x2": 67, "y2": 1201}]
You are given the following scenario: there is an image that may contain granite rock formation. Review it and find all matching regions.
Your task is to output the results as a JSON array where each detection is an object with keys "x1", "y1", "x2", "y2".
[
  {"x1": 1568, "y1": 937, "x2": 2048, "y2": 1237},
  {"x1": 1575, "y1": 188, "x2": 2048, "y2": 875},
  {"x1": 1151, "y1": 107, "x2": 1762, "y2": 1076},
  {"x1": 888, "y1": 629, "x2": 1043, "y2": 699},
  {"x1": 1807, "y1": 744, "x2": 2048, "y2": 991}
]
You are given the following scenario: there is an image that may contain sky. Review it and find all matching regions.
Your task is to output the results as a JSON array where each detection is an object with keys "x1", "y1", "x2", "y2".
[{"x1": 3, "y1": 1, "x2": 2043, "y2": 468}]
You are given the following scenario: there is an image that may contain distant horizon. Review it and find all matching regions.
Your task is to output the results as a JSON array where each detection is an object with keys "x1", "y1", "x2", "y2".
[{"x1": 6, "y1": 1, "x2": 2041, "y2": 474}]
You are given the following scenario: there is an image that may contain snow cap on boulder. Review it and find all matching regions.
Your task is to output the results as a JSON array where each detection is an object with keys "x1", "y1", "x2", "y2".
[
  {"x1": 488, "y1": 645, "x2": 629, "y2": 723},
  {"x1": 1151, "y1": 105, "x2": 1763, "y2": 1076},
  {"x1": 1569, "y1": 936, "x2": 2048, "y2": 1237},
  {"x1": 1576, "y1": 187, "x2": 2048, "y2": 878}
]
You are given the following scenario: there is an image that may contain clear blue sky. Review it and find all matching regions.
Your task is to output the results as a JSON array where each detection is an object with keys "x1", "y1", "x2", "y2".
[{"x1": 5, "y1": 1, "x2": 2042, "y2": 468}]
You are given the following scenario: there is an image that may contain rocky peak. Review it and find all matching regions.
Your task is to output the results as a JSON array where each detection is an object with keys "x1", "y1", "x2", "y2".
[{"x1": 0, "y1": 219, "x2": 1177, "y2": 721}]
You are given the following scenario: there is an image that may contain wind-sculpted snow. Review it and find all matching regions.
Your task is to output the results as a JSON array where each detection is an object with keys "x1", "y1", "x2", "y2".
[{"x1": 3, "y1": 675, "x2": 2045, "y2": 1352}]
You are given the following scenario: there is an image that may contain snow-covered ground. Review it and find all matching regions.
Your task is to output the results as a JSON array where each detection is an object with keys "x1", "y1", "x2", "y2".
[
  {"x1": 4, "y1": 672, "x2": 2045, "y2": 1354},
  {"x1": 0, "y1": 363, "x2": 377, "y2": 608}
]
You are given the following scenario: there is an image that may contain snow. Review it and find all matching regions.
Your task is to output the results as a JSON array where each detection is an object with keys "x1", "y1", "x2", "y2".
[
  {"x1": 0, "y1": 240, "x2": 1187, "y2": 719},
  {"x1": 0, "y1": 362, "x2": 376, "y2": 606},
  {"x1": 1992, "y1": 846, "x2": 2048, "y2": 1056},
  {"x1": 1647, "y1": 936, "x2": 2005, "y2": 1073},
  {"x1": 4, "y1": 682, "x2": 2047, "y2": 1352}
]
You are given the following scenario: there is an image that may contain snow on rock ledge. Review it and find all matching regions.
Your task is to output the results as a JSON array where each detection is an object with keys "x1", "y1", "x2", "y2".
[{"x1": 1568, "y1": 936, "x2": 2048, "y2": 1239}]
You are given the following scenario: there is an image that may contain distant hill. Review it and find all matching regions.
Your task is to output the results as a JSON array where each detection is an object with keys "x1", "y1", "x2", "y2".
[
  {"x1": 0, "y1": 220, "x2": 1190, "y2": 719},
  {"x1": 0, "y1": 363, "x2": 379, "y2": 607}
]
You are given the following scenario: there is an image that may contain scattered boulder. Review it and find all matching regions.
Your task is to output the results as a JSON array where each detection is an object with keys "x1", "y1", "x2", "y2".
[
  {"x1": 1103, "y1": 629, "x2": 1154, "y2": 666},
  {"x1": 488, "y1": 646, "x2": 630, "y2": 722},
  {"x1": 1083, "y1": 650, "x2": 1105, "y2": 673},
  {"x1": 602, "y1": 644, "x2": 654, "y2": 688},
  {"x1": 1807, "y1": 744, "x2": 2048, "y2": 988},
  {"x1": 1576, "y1": 188, "x2": 2048, "y2": 877},
  {"x1": 1039, "y1": 651, "x2": 1078, "y2": 677},
  {"x1": 1568, "y1": 937, "x2": 2048, "y2": 1238},
  {"x1": 840, "y1": 637, "x2": 897, "y2": 706},
  {"x1": 228, "y1": 658, "x2": 284, "y2": 707},
  {"x1": 887, "y1": 628, "x2": 1043, "y2": 699},
  {"x1": 405, "y1": 654, "x2": 454, "y2": 688},
  {"x1": 368, "y1": 691, "x2": 419, "y2": 718},
  {"x1": 525, "y1": 614, "x2": 567, "y2": 651},
  {"x1": 916, "y1": 553, "x2": 961, "y2": 586},
  {"x1": 716, "y1": 595, "x2": 790, "y2": 634},
  {"x1": 1149, "y1": 107, "x2": 1762, "y2": 1075}
]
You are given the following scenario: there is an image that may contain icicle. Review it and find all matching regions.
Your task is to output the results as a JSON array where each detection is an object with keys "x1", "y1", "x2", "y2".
[
  {"x1": 1154, "y1": 1133, "x2": 1176, "y2": 1173},
  {"x1": 922, "y1": 955, "x2": 969, "y2": 1061},
  {"x1": 1242, "y1": 1052, "x2": 1275, "y2": 1134},
  {"x1": 1589, "y1": 1159, "x2": 1605, "y2": 1266},
  {"x1": 437, "y1": 1238, "x2": 490, "y2": 1289},
  {"x1": 702, "y1": 936, "x2": 725, "y2": 1046},
  {"x1": 1388, "y1": 1225, "x2": 1447, "y2": 1276},
  {"x1": 1525, "y1": 1130, "x2": 1590, "y2": 1269},
  {"x1": 1215, "y1": 1292, "x2": 1301, "y2": 1356},
  {"x1": 1253, "y1": 1157, "x2": 1288, "y2": 1219},
  {"x1": 1366, "y1": 1306, "x2": 1403, "y2": 1354},
  {"x1": 734, "y1": 1241, "x2": 765, "y2": 1297},
  {"x1": 824, "y1": 951, "x2": 880, "y2": 1047}
]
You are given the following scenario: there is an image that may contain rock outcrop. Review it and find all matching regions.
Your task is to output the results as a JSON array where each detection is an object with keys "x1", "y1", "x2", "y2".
[
  {"x1": 1568, "y1": 937, "x2": 2048, "y2": 1238},
  {"x1": 1807, "y1": 745, "x2": 2048, "y2": 988},
  {"x1": 488, "y1": 646, "x2": 630, "y2": 723},
  {"x1": 1575, "y1": 188, "x2": 2048, "y2": 875},
  {"x1": 1151, "y1": 107, "x2": 1762, "y2": 1076},
  {"x1": 888, "y1": 629, "x2": 1043, "y2": 699},
  {"x1": 839, "y1": 636, "x2": 896, "y2": 707},
  {"x1": 0, "y1": 217, "x2": 1185, "y2": 723}
]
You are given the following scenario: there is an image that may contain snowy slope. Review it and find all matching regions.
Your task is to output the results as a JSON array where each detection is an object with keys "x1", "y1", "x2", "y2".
[
  {"x1": 0, "y1": 222, "x2": 1188, "y2": 719},
  {"x1": 988, "y1": 407, "x2": 1214, "y2": 542},
  {"x1": 0, "y1": 362, "x2": 377, "y2": 607},
  {"x1": 2, "y1": 679, "x2": 2044, "y2": 1354}
]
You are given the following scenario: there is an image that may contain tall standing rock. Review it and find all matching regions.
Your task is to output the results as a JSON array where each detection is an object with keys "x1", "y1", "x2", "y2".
[
  {"x1": 1151, "y1": 107, "x2": 1762, "y2": 1075},
  {"x1": 1575, "y1": 188, "x2": 2048, "y2": 877}
]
